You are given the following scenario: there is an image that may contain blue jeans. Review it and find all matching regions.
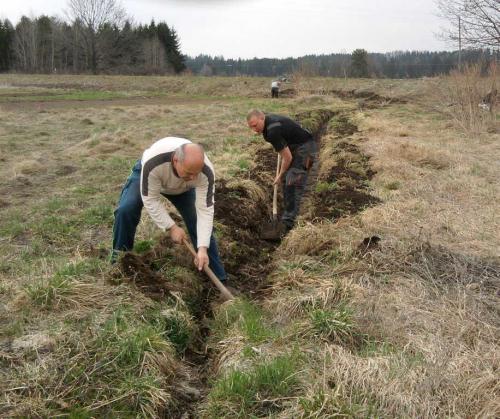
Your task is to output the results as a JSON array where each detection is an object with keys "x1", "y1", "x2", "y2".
[{"x1": 112, "y1": 160, "x2": 227, "y2": 282}]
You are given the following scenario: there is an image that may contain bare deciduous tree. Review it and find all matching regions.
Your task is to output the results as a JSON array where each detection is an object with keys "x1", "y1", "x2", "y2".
[
  {"x1": 66, "y1": 0, "x2": 126, "y2": 73},
  {"x1": 13, "y1": 16, "x2": 38, "y2": 72},
  {"x1": 437, "y1": 0, "x2": 500, "y2": 48}
]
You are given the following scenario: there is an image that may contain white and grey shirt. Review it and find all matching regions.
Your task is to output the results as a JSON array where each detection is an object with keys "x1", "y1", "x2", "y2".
[{"x1": 140, "y1": 137, "x2": 215, "y2": 248}]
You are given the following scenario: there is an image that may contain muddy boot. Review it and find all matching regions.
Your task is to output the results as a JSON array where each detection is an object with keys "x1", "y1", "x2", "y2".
[
  {"x1": 110, "y1": 249, "x2": 120, "y2": 264},
  {"x1": 281, "y1": 219, "x2": 294, "y2": 235}
]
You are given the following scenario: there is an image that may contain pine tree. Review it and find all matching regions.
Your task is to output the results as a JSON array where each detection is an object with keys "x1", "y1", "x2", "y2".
[
  {"x1": 0, "y1": 19, "x2": 14, "y2": 71},
  {"x1": 156, "y1": 22, "x2": 185, "y2": 73},
  {"x1": 351, "y1": 49, "x2": 369, "y2": 78}
]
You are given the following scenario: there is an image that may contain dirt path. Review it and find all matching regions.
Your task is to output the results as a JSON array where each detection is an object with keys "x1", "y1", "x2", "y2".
[{"x1": 0, "y1": 95, "x2": 223, "y2": 111}]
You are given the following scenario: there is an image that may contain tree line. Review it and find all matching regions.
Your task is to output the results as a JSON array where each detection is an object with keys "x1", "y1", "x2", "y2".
[
  {"x1": 186, "y1": 48, "x2": 498, "y2": 78},
  {"x1": 0, "y1": 0, "x2": 497, "y2": 77},
  {"x1": 0, "y1": 17, "x2": 185, "y2": 74},
  {"x1": 1, "y1": 16, "x2": 496, "y2": 78}
]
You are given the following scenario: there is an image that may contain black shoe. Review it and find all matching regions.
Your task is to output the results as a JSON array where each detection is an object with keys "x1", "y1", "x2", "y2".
[{"x1": 281, "y1": 221, "x2": 294, "y2": 234}]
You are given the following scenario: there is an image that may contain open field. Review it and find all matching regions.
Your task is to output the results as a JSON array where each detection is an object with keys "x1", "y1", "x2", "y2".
[{"x1": 0, "y1": 74, "x2": 499, "y2": 418}]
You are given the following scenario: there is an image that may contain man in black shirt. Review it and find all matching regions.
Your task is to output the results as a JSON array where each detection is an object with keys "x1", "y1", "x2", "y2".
[{"x1": 247, "y1": 109, "x2": 317, "y2": 232}]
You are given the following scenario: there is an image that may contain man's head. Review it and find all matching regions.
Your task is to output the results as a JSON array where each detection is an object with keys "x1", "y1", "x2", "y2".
[
  {"x1": 172, "y1": 143, "x2": 205, "y2": 181},
  {"x1": 247, "y1": 109, "x2": 265, "y2": 134}
]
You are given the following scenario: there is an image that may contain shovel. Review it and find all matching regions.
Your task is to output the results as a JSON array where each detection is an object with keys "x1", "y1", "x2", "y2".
[
  {"x1": 261, "y1": 154, "x2": 283, "y2": 241},
  {"x1": 182, "y1": 238, "x2": 234, "y2": 301}
]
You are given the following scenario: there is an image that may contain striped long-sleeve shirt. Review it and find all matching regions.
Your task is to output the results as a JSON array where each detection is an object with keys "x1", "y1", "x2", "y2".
[{"x1": 140, "y1": 137, "x2": 215, "y2": 248}]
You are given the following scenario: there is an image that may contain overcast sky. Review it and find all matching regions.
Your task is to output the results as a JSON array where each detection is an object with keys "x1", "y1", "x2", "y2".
[{"x1": 0, "y1": 0, "x2": 452, "y2": 59}]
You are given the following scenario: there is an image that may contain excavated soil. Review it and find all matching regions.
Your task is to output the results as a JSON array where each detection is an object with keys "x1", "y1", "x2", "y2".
[
  {"x1": 329, "y1": 89, "x2": 408, "y2": 108},
  {"x1": 117, "y1": 234, "x2": 203, "y2": 302},
  {"x1": 214, "y1": 181, "x2": 274, "y2": 281},
  {"x1": 308, "y1": 115, "x2": 381, "y2": 221},
  {"x1": 276, "y1": 88, "x2": 297, "y2": 98}
]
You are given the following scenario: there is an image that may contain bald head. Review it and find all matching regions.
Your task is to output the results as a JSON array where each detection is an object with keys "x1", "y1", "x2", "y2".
[
  {"x1": 247, "y1": 109, "x2": 265, "y2": 122},
  {"x1": 247, "y1": 109, "x2": 266, "y2": 134},
  {"x1": 173, "y1": 143, "x2": 205, "y2": 181}
]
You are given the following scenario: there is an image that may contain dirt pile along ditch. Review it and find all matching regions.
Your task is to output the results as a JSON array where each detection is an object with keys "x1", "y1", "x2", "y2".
[
  {"x1": 309, "y1": 114, "x2": 381, "y2": 220},
  {"x1": 328, "y1": 89, "x2": 408, "y2": 108},
  {"x1": 114, "y1": 108, "x2": 382, "y2": 417}
]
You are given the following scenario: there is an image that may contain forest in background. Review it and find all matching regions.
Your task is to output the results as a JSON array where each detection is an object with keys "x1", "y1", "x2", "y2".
[{"x1": 0, "y1": 14, "x2": 497, "y2": 78}]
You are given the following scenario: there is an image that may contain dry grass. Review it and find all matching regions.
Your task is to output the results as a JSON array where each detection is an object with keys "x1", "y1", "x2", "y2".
[
  {"x1": 1, "y1": 74, "x2": 499, "y2": 417},
  {"x1": 431, "y1": 62, "x2": 498, "y2": 134},
  {"x1": 359, "y1": 103, "x2": 500, "y2": 258},
  {"x1": 385, "y1": 142, "x2": 451, "y2": 170},
  {"x1": 204, "y1": 82, "x2": 498, "y2": 417},
  {"x1": 13, "y1": 159, "x2": 46, "y2": 176},
  {"x1": 225, "y1": 178, "x2": 267, "y2": 203}
]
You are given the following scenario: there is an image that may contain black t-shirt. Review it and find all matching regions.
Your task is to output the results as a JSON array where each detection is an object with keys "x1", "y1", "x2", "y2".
[{"x1": 263, "y1": 114, "x2": 313, "y2": 152}]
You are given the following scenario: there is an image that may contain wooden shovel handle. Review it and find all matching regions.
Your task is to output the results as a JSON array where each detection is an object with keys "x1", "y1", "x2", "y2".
[
  {"x1": 272, "y1": 154, "x2": 282, "y2": 218},
  {"x1": 182, "y1": 238, "x2": 234, "y2": 301}
]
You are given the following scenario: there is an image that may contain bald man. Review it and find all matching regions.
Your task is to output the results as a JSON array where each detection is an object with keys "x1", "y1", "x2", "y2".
[{"x1": 111, "y1": 137, "x2": 226, "y2": 282}]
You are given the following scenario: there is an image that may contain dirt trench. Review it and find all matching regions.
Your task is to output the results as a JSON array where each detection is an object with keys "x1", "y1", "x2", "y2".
[
  {"x1": 116, "y1": 108, "x2": 381, "y2": 417},
  {"x1": 328, "y1": 89, "x2": 408, "y2": 108}
]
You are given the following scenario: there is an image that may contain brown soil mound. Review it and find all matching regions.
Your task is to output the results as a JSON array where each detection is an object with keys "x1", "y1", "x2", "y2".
[
  {"x1": 315, "y1": 189, "x2": 380, "y2": 219},
  {"x1": 331, "y1": 114, "x2": 358, "y2": 136},
  {"x1": 119, "y1": 252, "x2": 174, "y2": 300},
  {"x1": 215, "y1": 180, "x2": 271, "y2": 232},
  {"x1": 277, "y1": 88, "x2": 297, "y2": 97},
  {"x1": 117, "y1": 235, "x2": 202, "y2": 302},
  {"x1": 214, "y1": 179, "x2": 275, "y2": 285},
  {"x1": 329, "y1": 89, "x2": 407, "y2": 106},
  {"x1": 309, "y1": 115, "x2": 381, "y2": 221}
]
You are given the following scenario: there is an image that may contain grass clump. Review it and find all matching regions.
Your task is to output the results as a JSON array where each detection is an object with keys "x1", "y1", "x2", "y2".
[
  {"x1": 212, "y1": 298, "x2": 274, "y2": 344},
  {"x1": 96, "y1": 309, "x2": 169, "y2": 366},
  {"x1": 25, "y1": 275, "x2": 73, "y2": 308},
  {"x1": 146, "y1": 305, "x2": 197, "y2": 354},
  {"x1": 56, "y1": 259, "x2": 103, "y2": 277},
  {"x1": 384, "y1": 180, "x2": 401, "y2": 190},
  {"x1": 315, "y1": 180, "x2": 338, "y2": 193},
  {"x1": 133, "y1": 239, "x2": 154, "y2": 253},
  {"x1": 298, "y1": 389, "x2": 373, "y2": 418},
  {"x1": 56, "y1": 307, "x2": 181, "y2": 417},
  {"x1": 236, "y1": 158, "x2": 250, "y2": 171},
  {"x1": 0, "y1": 210, "x2": 27, "y2": 238},
  {"x1": 207, "y1": 352, "x2": 303, "y2": 418},
  {"x1": 72, "y1": 185, "x2": 100, "y2": 197},
  {"x1": 309, "y1": 306, "x2": 356, "y2": 344},
  {"x1": 24, "y1": 259, "x2": 102, "y2": 308},
  {"x1": 34, "y1": 214, "x2": 78, "y2": 243}
]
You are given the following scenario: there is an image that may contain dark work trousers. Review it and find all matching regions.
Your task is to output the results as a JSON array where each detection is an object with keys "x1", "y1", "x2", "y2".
[
  {"x1": 281, "y1": 140, "x2": 318, "y2": 230},
  {"x1": 111, "y1": 160, "x2": 227, "y2": 282},
  {"x1": 271, "y1": 87, "x2": 279, "y2": 98}
]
